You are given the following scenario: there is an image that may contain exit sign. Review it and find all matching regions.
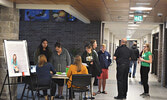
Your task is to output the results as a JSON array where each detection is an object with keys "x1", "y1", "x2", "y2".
[{"x1": 134, "y1": 16, "x2": 143, "y2": 22}]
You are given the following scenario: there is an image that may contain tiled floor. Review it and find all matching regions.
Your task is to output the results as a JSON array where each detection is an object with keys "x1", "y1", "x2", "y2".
[{"x1": 17, "y1": 63, "x2": 167, "y2": 100}]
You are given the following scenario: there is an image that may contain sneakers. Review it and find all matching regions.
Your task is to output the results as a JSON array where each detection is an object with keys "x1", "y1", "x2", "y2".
[
  {"x1": 55, "y1": 95, "x2": 64, "y2": 99},
  {"x1": 140, "y1": 93, "x2": 150, "y2": 98}
]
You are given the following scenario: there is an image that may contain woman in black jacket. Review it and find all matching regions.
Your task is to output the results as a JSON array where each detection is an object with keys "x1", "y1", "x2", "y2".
[{"x1": 82, "y1": 43, "x2": 101, "y2": 99}]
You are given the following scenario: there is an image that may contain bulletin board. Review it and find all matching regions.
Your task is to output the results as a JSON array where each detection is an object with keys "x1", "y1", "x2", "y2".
[{"x1": 4, "y1": 40, "x2": 30, "y2": 77}]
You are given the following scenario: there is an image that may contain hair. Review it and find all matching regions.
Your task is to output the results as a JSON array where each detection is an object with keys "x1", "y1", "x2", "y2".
[
  {"x1": 101, "y1": 44, "x2": 106, "y2": 48},
  {"x1": 54, "y1": 42, "x2": 61, "y2": 48},
  {"x1": 84, "y1": 43, "x2": 92, "y2": 49},
  {"x1": 38, "y1": 54, "x2": 47, "y2": 67},
  {"x1": 13, "y1": 54, "x2": 17, "y2": 63},
  {"x1": 39, "y1": 38, "x2": 49, "y2": 52},
  {"x1": 145, "y1": 43, "x2": 151, "y2": 51},
  {"x1": 90, "y1": 40, "x2": 96, "y2": 48},
  {"x1": 74, "y1": 55, "x2": 82, "y2": 72}
]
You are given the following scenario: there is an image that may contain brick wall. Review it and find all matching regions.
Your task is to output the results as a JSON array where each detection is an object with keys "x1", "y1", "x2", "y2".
[
  {"x1": 19, "y1": 10, "x2": 101, "y2": 63},
  {"x1": 0, "y1": 6, "x2": 19, "y2": 100}
]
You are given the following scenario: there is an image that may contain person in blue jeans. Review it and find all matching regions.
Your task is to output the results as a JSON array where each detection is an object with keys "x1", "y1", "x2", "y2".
[{"x1": 129, "y1": 42, "x2": 139, "y2": 78}]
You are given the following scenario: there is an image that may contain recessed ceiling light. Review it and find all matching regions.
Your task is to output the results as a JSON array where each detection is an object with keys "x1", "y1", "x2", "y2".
[
  {"x1": 130, "y1": 7, "x2": 152, "y2": 11},
  {"x1": 136, "y1": 3, "x2": 150, "y2": 6},
  {"x1": 128, "y1": 27, "x2": 138, "y2": 30},
  {"x1": 143, "y1": 15, "x2": 147, "y2": 17},
  {"x1": 128, "y1": 24, "x2": 139, "y2": 27},
  {"x1": 129, "y1": 15, "x2": 134, "y2": 17},
  {"x1": 128, "y1": 22, "x2": 134, "y2": 24}
]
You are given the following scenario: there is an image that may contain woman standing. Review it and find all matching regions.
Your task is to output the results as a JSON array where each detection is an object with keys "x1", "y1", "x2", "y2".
[
  {"x1": 67, "y1": 55, "x2": 88, "y2": 100},
  {"x1": 82, "y1": 44, "x2": 101, "y2": 99},
  {"x1": 36, "y1": 54, "x2": 56, "y2": 100},
  {"x1": 34, "y1": 39, "x2": 52, "y2": 64},
  {"x1": 139, "y1": 44, "x2": 152, "y2": 98}
]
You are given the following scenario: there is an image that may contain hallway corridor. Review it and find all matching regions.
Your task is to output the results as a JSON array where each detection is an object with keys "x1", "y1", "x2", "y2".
[{"x1": 94, "y1": 63, "x2": 167, "y2": 100}]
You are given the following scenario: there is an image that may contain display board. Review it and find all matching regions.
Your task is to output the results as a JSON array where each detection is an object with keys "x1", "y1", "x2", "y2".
[{"x1": 4, "y1": 40, "x2": 30, "y2": 77}]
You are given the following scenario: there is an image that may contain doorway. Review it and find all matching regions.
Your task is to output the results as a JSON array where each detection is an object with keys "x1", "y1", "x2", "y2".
[{"x1": 152, "y1": 33, "x2": 159, "y2": 75}]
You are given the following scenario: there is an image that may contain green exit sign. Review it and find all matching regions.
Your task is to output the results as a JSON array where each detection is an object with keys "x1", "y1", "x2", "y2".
[{"x1": 134, "y1": 16, "x2": 143, "y2": 22}]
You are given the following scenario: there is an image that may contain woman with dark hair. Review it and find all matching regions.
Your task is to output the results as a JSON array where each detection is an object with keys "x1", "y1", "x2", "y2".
[
  {"x1": 90, "y1": 40, "x2": 99, "y2": 86},
  {"x1": 139, "y1": 44, "x2": 152, "y2": 98},
  {"x1": 67, "y1": 55, "x2": 88, "y2": 100},
  {"x1": 34, "y1": 39, "x2": 52, "y2": 64},
  {"x1": 36, "y1": 54, "x2": 56, "y2": 100},
  {"x1": 82, "y1": 43, "x2": 101, "y2": 99}
]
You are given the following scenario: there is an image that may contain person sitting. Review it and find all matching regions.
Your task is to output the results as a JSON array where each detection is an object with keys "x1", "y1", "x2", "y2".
[
  {"x1": 36, "y1": 54, "x2": 56, "y2": 100},
  {"x1": 67, "y1": 55, "x2": 88, "y2": 100}
]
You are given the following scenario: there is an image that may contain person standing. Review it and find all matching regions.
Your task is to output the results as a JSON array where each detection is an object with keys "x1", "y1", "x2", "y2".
[
  {"x1": 97, "y1": 44, "x2": 111, "y2": 94},
  {"x1": 129, "y1": 42, "x2": 139, "y2": 78},
  {"x1": 113, "y1": 38, "x2": 131, "y2": 99},
  {"x1": 82, "y1": 44, "x2": 101, "y2": 99},
  {"x1": 52, "y1": 42, "x2": 71, "y2": 99},
  {"x1": 139, "y1": 44, "x2": 152, "y2": 98},
  {"x1": 34, "y1": 39, "x2": 52, "y2": 64},
  {"x1": 90, "y1": 40, "x2": 99, "y2": 86}
]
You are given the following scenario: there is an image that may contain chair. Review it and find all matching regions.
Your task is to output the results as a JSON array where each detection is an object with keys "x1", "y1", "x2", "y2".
[
  {"x1": 20, "y1": 73, "x2": 52, "y2": 100},
  {"x1": 70, "y1": 74, "x2": 92, "y2": 100}
]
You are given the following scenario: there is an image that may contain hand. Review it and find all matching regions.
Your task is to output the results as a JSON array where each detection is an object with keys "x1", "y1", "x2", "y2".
[
  {"x1": 90, "y1": 62, "x2": 93, "y2": 65},
  {"x1": 139, "y1": 57, "x2": 144, "y2": 62},
  {"x1": 50, "y1": 71, "x2": 53, "y2": 74}
]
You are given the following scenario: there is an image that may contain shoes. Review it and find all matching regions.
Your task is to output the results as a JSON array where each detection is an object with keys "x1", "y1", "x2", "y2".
[
  {"x1": 102, "y1": 91, "x2": 107, "y2": 94},
  {"x1": 114, "y1": 96, "x2": 123, "y2": 99},
  {"x1": 83, "y1": 97, "x2": 88, "y2": 100},
  {"x1": 142, "y1": 93, "x2": 150, "y2": 98},
  {"x1": 55, "y1": 95, "x2": 59, "y2": 98},
  {"x1": 97, "y1": 91, "x2": 101, "y2": 94},
  {"x1": 88, "y1": 97, "x2": 95, "y2": 99},
  {"x1": 132, "y1": 76, "x2": 135, "y2": 78},
  {"x1": 129, "y1": 73, "x2": 131, "y2": 78},
  {"x1": 59, "y1": 95, "x2": 64, "y2": 99},
  {"x1": 140, "y1": 93, "x2": 146, "y2": 96}
]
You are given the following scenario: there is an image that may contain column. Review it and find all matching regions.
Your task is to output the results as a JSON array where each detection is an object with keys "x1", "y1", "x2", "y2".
[{"x1": 0, "y1": 5, "x2": 19, "y2": 100}]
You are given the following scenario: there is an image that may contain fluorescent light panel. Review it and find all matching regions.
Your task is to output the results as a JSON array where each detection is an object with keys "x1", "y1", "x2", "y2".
[
  {"x1": 130, "y1": 7, "x2": 152, "y2": 11},
  {"x1": 128, "y1": 24, "x2": 139, "y2": 27},
  {"x1": 136, "y1": 3, "x2": 150, "y2": 6}
]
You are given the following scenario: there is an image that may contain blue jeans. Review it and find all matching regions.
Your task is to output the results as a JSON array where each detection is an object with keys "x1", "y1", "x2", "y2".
[{"x1": 129, "y1": 61, "x2": 137, "y2": 76}]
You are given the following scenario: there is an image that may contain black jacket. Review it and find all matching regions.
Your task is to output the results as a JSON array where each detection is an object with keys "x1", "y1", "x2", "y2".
[
  {"x1": 82, "y1": 51, "x2": 102, "y2": 77},
  {"x1": 130, "y1": 45, "x2": 139, "y2": 61}
]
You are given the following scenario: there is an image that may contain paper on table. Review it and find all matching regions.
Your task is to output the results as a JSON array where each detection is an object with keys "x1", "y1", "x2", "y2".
[{"x1": 82, "y1": 63, "x2": 88, "y2": 67}]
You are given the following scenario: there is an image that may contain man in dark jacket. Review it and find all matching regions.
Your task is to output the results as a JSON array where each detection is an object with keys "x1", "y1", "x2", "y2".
[
  {"x1": 114, "y1": 38, "x2": 131, "y2": 99},
  {"x1": 129, "y1": 42, "x2": 139, "y2": 78}
]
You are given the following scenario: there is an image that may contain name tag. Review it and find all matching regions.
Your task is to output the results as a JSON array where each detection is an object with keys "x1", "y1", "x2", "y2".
[
  {"x1": 106, "y1": 56, "x2": 108, "y2": 59},
  {"x1": 86, "y1": 56, "x2": 93, "y2": 61}
]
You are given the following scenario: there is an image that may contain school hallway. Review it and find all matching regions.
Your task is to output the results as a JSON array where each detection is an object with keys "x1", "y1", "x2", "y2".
[
  {"x1": 94, "y1": 63, "x2": 167, "y2": 100},
  {"x1": 17, "y1": 63, "x2": 167, "y2": 100}
]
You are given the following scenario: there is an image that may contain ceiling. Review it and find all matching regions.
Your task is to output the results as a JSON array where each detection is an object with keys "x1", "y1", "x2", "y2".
[{"x1": 9, "y1": 0, "x2": 167, "y2": 39}]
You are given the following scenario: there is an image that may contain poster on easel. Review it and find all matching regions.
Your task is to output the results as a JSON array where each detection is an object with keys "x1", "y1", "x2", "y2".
[{"x1": 4, "y1": 40, "x2": 30, "y2": 77}]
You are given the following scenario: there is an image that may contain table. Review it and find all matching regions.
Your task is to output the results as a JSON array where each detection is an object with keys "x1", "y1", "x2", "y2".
[{"x1": 52, "y1": 74, "x2": 69, "y2": 100}]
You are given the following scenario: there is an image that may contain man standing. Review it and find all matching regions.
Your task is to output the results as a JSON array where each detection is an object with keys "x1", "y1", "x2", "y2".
[
  {"x1": 114, "y1": 38, "x2": 131, "y2": 99},
  {"x1": 129, "y1": 42, "x2": 139, "y2": 78},
  {"x1": 52, "y1": 42, "x2": 71, "y2": 99},
  {"x1": 97, "y1": 44, "x2": 111, "y2": 94}
]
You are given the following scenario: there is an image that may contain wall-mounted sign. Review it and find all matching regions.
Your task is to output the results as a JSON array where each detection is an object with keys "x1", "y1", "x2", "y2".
[{"x1": 134, "y1": 15, "x2": 143, "y2": 22}]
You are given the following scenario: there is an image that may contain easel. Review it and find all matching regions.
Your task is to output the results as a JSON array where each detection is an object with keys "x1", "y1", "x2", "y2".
[{"x1": 0, "y1": 70, "x2": 13, "y2": 100}]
